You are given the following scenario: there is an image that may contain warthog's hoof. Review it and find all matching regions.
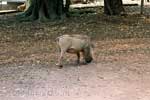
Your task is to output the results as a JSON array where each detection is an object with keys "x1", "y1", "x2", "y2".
[{"x1": 56, "y1": 63, "x2": 63, "y2": 69}]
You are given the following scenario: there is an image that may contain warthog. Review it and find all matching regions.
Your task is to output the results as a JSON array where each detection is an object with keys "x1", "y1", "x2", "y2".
[{"x1": 56, "y1": 34, "x2": 93, "y2": 68}]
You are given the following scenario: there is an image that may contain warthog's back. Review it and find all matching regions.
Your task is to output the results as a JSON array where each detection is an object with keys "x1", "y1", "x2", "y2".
[
  {"x1": 56, "y1": 34, "x2": 93, "y2": 67},
  {"x1": 57, "y1": 34, "x2": 91, "y2": 51}
]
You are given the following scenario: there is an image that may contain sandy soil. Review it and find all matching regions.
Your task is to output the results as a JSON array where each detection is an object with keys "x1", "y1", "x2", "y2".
[{"x1": 1, "y1": 39, "x2": 150, "y2": 100}]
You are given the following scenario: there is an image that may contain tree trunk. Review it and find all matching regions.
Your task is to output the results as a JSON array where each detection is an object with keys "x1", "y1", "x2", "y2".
[
  {"x1": 104, "y1": 0, "x2": 125, "y2": 15},
  {"x1": 140, "y1": 0, "x2": 144, "y2": 14},
  {"x1": 16, "y1": 0, "x2": 66, "y2": 21},
  {"x1": 64, "y1": 0, "x2": 71, "y2": 16}
]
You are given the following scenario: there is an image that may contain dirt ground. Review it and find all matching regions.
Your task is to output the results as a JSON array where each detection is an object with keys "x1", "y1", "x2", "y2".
[{"x1": 0, "y1": 6, "x2": 150, "y2": 100}]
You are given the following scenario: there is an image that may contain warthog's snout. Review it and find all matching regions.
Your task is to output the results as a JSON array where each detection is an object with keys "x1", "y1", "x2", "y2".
[
  {"x1": 85, "y1": 57, "x2": 93, "y2": 63},
  {"x1": 56, "y1": 34, "x2": 93, "y2": 68}
]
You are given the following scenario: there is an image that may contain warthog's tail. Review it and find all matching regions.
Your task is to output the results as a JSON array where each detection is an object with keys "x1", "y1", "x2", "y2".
[
  {"x1": 55, "y1": 37, "x2": 61, "y2": 52},
  {"x1": 55, "y1": 37, "x2": 59, "y2": 43}
]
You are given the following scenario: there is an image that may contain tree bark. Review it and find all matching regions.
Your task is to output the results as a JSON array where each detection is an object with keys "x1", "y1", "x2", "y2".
[
  {"x1": 104, "y1": 0, "x2": 125, "y2": 15},
  {"x1": 16, "y1": 0, "x2": 66, "y2": 21},
  {"x1": 140, "y1": 0, "x2": 144, "y2": 14}
]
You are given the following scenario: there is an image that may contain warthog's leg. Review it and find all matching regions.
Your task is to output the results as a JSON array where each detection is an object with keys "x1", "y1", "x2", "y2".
[
  {"x1": 56, "y1": 50, "x2": 65, "y2": 68},
  {"x1": 76, "y1": 52, "x2": 80, "y2": 64}
]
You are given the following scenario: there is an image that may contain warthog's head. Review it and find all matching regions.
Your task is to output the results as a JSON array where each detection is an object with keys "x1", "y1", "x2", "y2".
[{"x1": 83, "y1": 46, "x2": 93, "y2": 63}]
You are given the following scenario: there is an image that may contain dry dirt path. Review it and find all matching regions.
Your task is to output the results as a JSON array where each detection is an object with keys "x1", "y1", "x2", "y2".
[{"x1": 0, "y1": 56, "x2": 150, "y2": 100}]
